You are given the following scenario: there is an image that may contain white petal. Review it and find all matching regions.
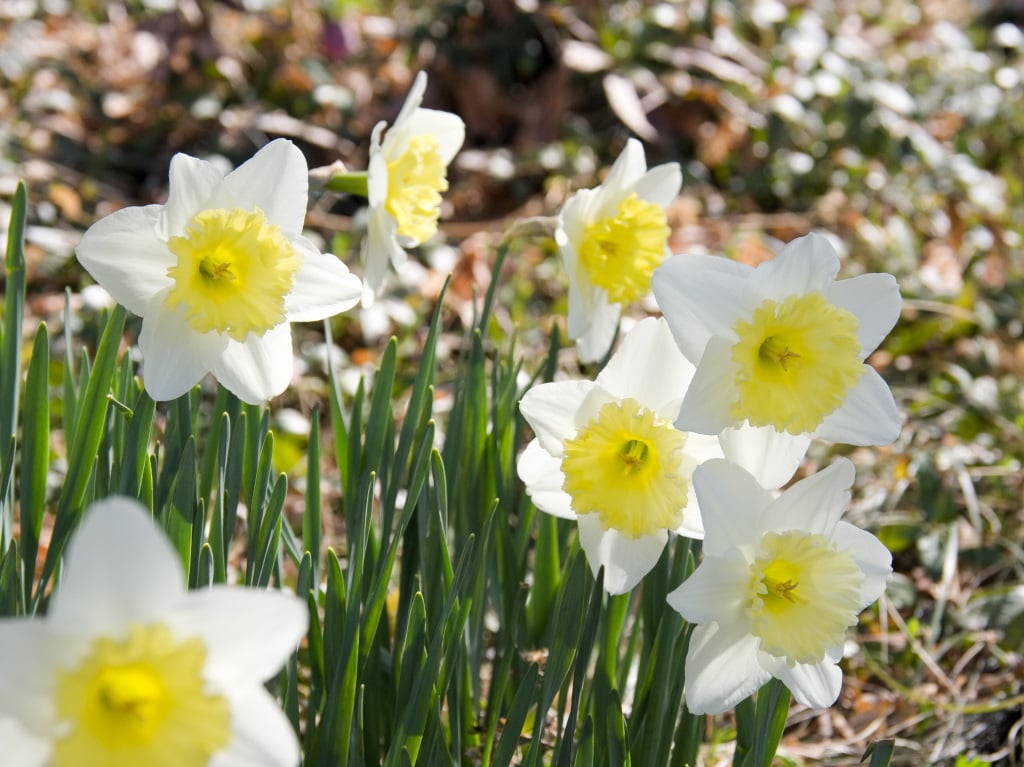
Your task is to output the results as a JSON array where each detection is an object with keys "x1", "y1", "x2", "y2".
[
  {"x1": 631, "y1": 162, "x2": 682, "y2": 207},
  {"x1": 576, "y1": 515, "x2": 666, "y2": 595},
  {"x1": 211, "y1": 688, "x2": 300, "y2": 767},
  {"x1": 361, "y1": 206, "x2": 406, "y2": 304},
  {"x1": 576, "y1": 140, "x2": 647, "y2": 226},
  {"x1": 683, "y1": 622, "x2": 768, "y2": 715},
  {"x1": 681, "y1": 431, "x2": 726, "y2": 464},
  {"x1": 595, "y1": 317, "x2": 693, "y2": 411},
  {"x1": 570, "y1": 385, "x2": 621, "y2": 433},
  {"x1": 390, "y1": 71, "x2": 427, "y2": 132},
  {"x1": 599, "y1": 139, "x2": 646, "y2": 203},
  {"x1": 160, "y1": 153, "x2": 224, "y2": 238},
  {"x1": 674, "y1": 507, "x2": 705, "y2": 540},
  {"x1": 768, "y1": 458, "x2": 855, "y2": 536},
  {"x1": 565, "y1": 264, "x2": 600, "y2": 339},
  {"x1": 0, "y1": 718, "x2": 50, "y2": 767},
  {"x1": 366, "y1": 134, "x2": 388, "y2": 206},
  {"x1": 815, "y1": 367, "x2": 901, "y2": 445},
  {"x1": 774, "y1": 658, "x2": 843, "y2": 709},
  {"x1": 386, "y1": 109, "x2": 466, "y2": 165},
  {"x1": 675, "y1": 336, "x2": 737, "y2": 435},
  {"x1": 825, "y1": 272, "x2": 902, "y2": 356},
  {"x1": 652, "y1": 254, "x2": 752, "y2": 362},
  {"x1": 209, "y1": 139, "x2": 309, "y2": 233},
  {"x1": 831, "y1": 521, "x2": 892, "y2": 607},
  {"x1": 75, "y1": 205, "x2": 173, "y2": 316},
  {"x1": 519, "y1": 380, "x2": 591, "y2": 454},
  {"x1": 172, "y1": 588, "x2": 306, "y2": 687},
  {"x1": 718, "y1": 424, "x2": 809, "y2": 490},
  {"x1": 517, "y1": 441, "x2": 577, "y2": 520},
  {"x1": 139, "y1": 290, "x2": 227, "y2": 402},
  {"x1": 0, "y1": 621, "x2": 67, "y2": 728},
  {"x1": 672, "y1": 432, "x2": 726, "y2": 540},
  {"x1": 749, "y1": 233, "x2": 839, "y2": 301},
  {"x1": 556, "y1": 187, "x2": 596, "y2": 250},
  {"x1": 667, "y1": 552, "x2": 750, "y2": 624},
  {"x1": 285, "y1": 237, "x2": 362, "y2": 321},
  {"x1": 691, "y1": 459, "x2": 771, "y2": 556},
  {"x1": 209, "y1": 323, "x2": 294, "y2": 404},
  {"x1": 50, "y1": 497, "x2": 186, "y2": 635},
  {"x1": 573, "y1": 291, "x2": 621, "y2": 364}
]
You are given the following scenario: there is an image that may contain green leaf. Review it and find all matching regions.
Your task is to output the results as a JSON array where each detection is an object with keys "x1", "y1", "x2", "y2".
[
  {"x1": 553, "y1": 568, "x2": 605, "y2": 767},
  {"x1": 164, "y1": 437, "x2": 197, "y2": 575},
  {"x1": 38, "y1": 304, "x2": 126, "y2": 605},
  {"x1": 525, "y1": 511, "x2": 560, "y2": 641},
  {"x1": 491, "y1": 663, "x2": 540, "y2": 767},
  {"x1": 0, "y1": 181, "x2": 27, "y2": 457},
  {"x1": 395, "y1": 591, "x2": 428, "y2": 720},
  {"x1": 386, "y1": 535, "x2": 477, "y2": 766},
  {"x1": 251, "y1": 475, "x2": 287, "y2": 588},
  {"x1": 0, "y1": 540, "x2": 20, "y2": 616},
  {"x1": 117, "y1": 384, "x2": 155, "y2": 500},
  {"x1": 604, "y1": 689, "x2": 631, "y2": 767},
  {"x1": 737, "y1": 679, "x2": 791, "y2": 767},
  {"x1": 19, "y1": 324, "x2": 49, "y2": 607},
  {"x1": 862, "y1": 739, "x2": 896, "y2": 767},
  {"x1": 302, "y1": 405, "x2": 322, "y2": 581}
]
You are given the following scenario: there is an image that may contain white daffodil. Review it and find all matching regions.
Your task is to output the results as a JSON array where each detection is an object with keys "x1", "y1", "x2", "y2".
[
  {"x1": 76, "y1": 138, "x2": 363, "y2": 404},
  {"x1": 0, "y1": 497, "x2": 307, "y2": 767},
  {"x1": 556, "y1": 138, "x2": 682, "y2": 363},
  {"x1": 363, "y1": 71, "x2": 465, "y2": 304},
  {"x1": 517, "y1": 317, "x2": 724, "y2": 594},
  {"x1": 651, "y1": 232, "x2": 902, "y2": 472},
  {"x1": 667, "y1": 458, "x2": 892, "y2": 714}
]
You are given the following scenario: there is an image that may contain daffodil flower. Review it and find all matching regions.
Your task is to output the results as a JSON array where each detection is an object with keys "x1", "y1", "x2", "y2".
[
  {"x1": 363, "y1": 71, "x2": 466, "y2": 303},
  {"x1": 667, "y1": 457, "x2": 891, "y2": 714},
  {"x1": 556, "y1": 139, "x2": 681, "y2": 363},
  {"x1": 652, "y1": 232, "x2": 902, "y2": 468},
  {"x1": 0, "y1": 497, "x2": 307, "y2": 766},
  {"x1": 517, "y1": 317, "x2": 724, "y2": 594},
  {"x1": 76, "y1": 139, "x2": 363, "y2": 404}
]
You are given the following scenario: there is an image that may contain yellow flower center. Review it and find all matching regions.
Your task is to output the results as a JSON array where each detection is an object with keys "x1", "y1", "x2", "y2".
[
  {"x1": 561, "y1": 398, "x2": 689, "y2": 538},
  {"x1": 54, "y1": 623, "x2": 230, "y2": 767},
  {"x1": 578, "y1": 193, "x2": 670, "y2": 304},
  {"x1": 165, "y1": 207, "x2": 300, "y2": 342},
  {"x1": 385, "y1": 135, "x2": 448, "y2": 243},
  {"x1": 731, "y1": 292, "x2": 863, "y2": 434},
  {"x1": 745, "y1": 531, "x2": 863, "y2": 665}
]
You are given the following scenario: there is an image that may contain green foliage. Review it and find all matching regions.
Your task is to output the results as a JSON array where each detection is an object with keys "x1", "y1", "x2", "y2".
[{"x1": 0, "y1": 193, "x2": 800, "y2": 764}]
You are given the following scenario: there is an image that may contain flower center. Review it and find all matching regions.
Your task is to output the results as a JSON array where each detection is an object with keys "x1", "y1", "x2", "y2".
[
  {"x1": 745, "y1": 531, "x2": 863, "y2": 665},
  {"x1": 578, "y1": 193, "x2": 670, "y2": 304},
  {"x1": 165, "y1": 207, "x2": 300, "y2": 342},
  {"x1": 560, "y1": 398, "x2": 689, "y2": 538},
  {"x1": 54, "y1": 623, "x2": 230, "y2": 767},
  {"x1": 385, "y1": 135, "x2": 448, "y2": 243},
  {"x1": 730, "y1": 292, "x2": 863, "y2": 434}
]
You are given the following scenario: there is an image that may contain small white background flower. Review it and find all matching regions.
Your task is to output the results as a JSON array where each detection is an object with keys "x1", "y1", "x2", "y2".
[
  {"x1": 556, "y1": 138, "x2": 681, "y2": 363},
  {"x1": 518, "y1": 317, "x2": 723, "y2": 594},
  {"x1": 667, "y1": 458, "x2": 891, "y2": 714},
  {"x1": 0, "y1": 497, "x2": 307, "y2": 767},
  {"x1": 652, "y1": 232, "x2": 902, "y2": 465},
  {"x1": 363, "y1": 71, "x2": 466, "y2": 303},
  {"x1": 76, "y1": 138, "x2": 363, "y2": 404}
]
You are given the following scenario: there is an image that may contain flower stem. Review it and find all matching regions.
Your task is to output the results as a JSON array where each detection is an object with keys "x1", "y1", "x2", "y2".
[{"x1": 324, "y1": 170, "x2": 370, "y2": 197}]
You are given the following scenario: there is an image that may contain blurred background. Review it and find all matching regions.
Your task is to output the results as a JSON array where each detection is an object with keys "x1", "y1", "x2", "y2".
[{"x1": 1, "y1": 0, "x2": 1023, "y2": 763}]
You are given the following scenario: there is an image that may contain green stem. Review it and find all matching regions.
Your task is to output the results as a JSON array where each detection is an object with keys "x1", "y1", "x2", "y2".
[{"x1": 324, "y1": 170, "x2": 370, "y2": 198}]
